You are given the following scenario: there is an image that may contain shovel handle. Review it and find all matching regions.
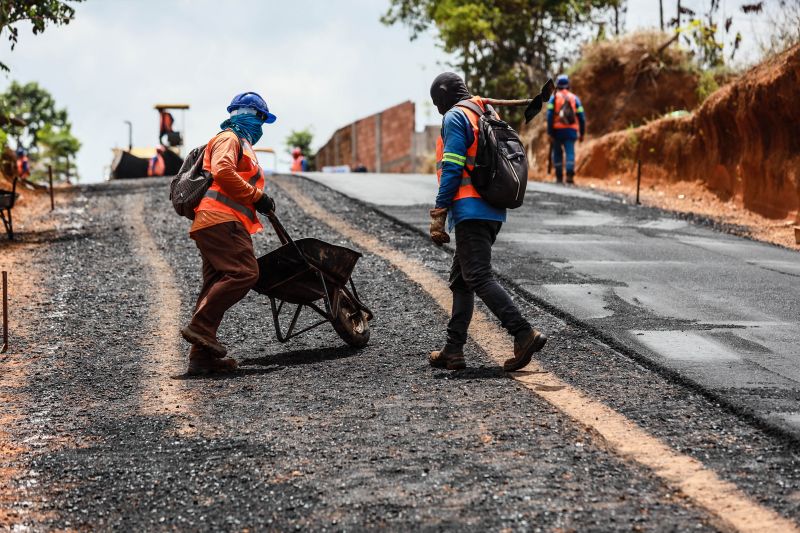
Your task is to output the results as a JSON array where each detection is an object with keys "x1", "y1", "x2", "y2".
[{"x1": 481, "y1": 98, "x2": 532, "y2": 107}]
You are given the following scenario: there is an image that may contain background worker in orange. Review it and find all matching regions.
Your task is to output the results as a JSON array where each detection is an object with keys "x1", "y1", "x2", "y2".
[
  {"x1": 147, "y1": 145, "x2": 166, "y2": 177},
  {"x1": 180, "y1": 92, "x2": 277, "y2": 376},
  {"x1": 15, "y1": 147, "x2": 30, "y2": 180},
  {"x1": 290, "y1": 147, "x2": 308, "y2": 172}
]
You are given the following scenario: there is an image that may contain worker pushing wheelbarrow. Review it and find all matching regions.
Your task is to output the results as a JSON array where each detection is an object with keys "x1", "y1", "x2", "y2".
[{"x1": 253, "y1": 212, "x2": 373, "y2": 348}]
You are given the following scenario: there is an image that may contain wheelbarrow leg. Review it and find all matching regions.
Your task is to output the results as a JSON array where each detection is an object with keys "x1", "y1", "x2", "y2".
[{"x1": 0, "y1": 208, "x2": 12, "y2": 241}]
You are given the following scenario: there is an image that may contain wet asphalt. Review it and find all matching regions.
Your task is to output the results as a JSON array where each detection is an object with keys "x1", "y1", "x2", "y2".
[{"x1": 0, "y1": 176, "x2": 797, "y2": 531}]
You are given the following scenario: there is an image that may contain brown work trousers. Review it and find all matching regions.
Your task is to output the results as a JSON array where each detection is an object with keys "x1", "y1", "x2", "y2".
[{"x1": 188, "y1": 221, "x2": 259, "y2": 344}]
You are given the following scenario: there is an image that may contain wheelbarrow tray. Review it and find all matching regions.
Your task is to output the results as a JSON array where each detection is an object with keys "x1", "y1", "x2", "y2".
[
  {"x1": 0, "y1": 190, "x2": 16, "y2": 209},
  {"x1": 253, "y1": 238, "x2": 362, "y2": 304}
]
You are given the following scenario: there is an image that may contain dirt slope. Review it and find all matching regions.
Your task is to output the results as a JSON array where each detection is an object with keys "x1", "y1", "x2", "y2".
[
  {"x1": 581, "y1": 43, "x2": 800, "y2": 222},
  {"x1": 524, "y1": 32, "x2": 702, "y2": 170}
]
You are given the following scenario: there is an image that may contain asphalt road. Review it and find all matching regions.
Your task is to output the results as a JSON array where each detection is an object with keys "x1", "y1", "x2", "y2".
[
  {"x1": 301, "y1": 172, "x2": 800, "y2": 440},
  {"x1": 0, "y1": 175, "x2": 798, "y2": 531}
]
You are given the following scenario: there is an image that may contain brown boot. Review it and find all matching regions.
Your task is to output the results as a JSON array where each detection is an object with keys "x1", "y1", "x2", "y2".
[
  {"x1": 504, "y1": 329, "x2": 547, "y2": 371},
  {"x1": 429, "y1": 346, "x2": 466, "y2": 370},
  {"x1": 186, "y1": 348, "x2": 238, "y2": 376},
  {"x1": 181, "y1": 325, "x2": 227, "y2": 358}
]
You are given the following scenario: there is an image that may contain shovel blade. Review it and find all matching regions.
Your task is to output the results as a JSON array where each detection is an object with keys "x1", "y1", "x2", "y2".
[
  {"x1": 524, "y1": 94, "x2": 543, "y2": 123},
  {"x1": 540, "y1": 78, "x2": 555, "y2": 101},
  {"x1": 524, "y1": 78, "x2": 556, "y2": 124}
]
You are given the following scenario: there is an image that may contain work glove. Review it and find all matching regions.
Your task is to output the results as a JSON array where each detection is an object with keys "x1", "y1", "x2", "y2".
[
  {"x1": 254, "y1": 192, "x2": 276, "y2": 215},
  {"x1": 429, "y1": 207, "x2": 450, "y2": 246}
]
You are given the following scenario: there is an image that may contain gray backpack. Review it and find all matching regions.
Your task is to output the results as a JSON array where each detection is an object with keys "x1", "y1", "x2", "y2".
[{"x1": 169, "y1": 133, "x2": 242, "y2": 220}]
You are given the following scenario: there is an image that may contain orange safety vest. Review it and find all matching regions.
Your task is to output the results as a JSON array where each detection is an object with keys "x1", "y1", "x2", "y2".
[
  {"x1": 553, "y1": 90, "x2": 580, "y2": 131},
  {"x1": 290, "y1": 155, "x2": 305, "y2": 172},
  {"x1": 147, "y1": 153, "x2": 165, "y2": 176},
  {"x1": 196, "y1": 130, "x2": 265, "y2": 234},
  {"x1": 435, "y1": 95, "x2": 484, "y2": 202}
]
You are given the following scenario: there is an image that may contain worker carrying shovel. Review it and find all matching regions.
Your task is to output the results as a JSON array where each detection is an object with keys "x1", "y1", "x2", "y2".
[
  {"x1": 180, "y1": 92, "x2": 278, "y2": 376},
  {"x1": 427, "y1": 72, "x2": 547, "y2": 371}
]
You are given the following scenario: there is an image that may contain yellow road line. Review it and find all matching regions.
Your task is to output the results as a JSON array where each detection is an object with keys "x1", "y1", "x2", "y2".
[
  {"x1": 127, "y1": 194, "x2": 194, "y2": 431},
  {"x1": 274, "y1": 176, "x2": 797, "y2": 533}
]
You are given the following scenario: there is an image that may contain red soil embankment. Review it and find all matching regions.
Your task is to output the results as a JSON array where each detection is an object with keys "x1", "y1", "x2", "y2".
[
  {"x1": 524, "y1": 32, "x2": 702, "y2": 171},
  {"x1": 581, "y1": 43, "x2": 800, "y2": 223}
]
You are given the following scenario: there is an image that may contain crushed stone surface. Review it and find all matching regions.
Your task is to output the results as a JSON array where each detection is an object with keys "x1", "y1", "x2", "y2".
[{"x1": 0, "y1": 176, "x2": 794, "y2": 530}]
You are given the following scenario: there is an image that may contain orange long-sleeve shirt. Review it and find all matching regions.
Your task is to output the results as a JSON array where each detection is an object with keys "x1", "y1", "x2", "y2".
[{"x1": 190, "y1": 131, "x2": 263, "y2": 234}]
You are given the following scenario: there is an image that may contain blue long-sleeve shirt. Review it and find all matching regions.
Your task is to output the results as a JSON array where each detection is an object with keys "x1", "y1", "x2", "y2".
[
  {"x1": 435, "y1": 107, "x2": 506, "y2": 230},
  {"x1": 547, "y1": 90, "x2": 585, "y2": 140}
]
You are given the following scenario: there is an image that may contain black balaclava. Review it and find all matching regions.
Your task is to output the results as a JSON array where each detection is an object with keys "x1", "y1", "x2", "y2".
[{"x1": 430, "y1": 72, "x2": 472, "y2": 115}]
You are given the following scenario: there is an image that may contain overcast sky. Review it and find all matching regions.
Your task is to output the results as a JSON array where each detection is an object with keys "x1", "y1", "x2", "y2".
[{"x1": 1, "y1": 0, "x2": 771, "y2": 182}]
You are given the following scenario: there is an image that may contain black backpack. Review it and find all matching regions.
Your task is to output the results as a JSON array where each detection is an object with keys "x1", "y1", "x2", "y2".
[
  {"x1": 169, "y1": 133, "x2": 242, "y2": 220},
  {"x1": 455, "y1": 100, "x2": 528, "y2": 209}
]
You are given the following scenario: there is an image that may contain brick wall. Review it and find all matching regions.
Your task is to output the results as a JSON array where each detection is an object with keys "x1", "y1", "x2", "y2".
[{"x1": 316, "y1": 101, "x2": 419, "y2": 173}]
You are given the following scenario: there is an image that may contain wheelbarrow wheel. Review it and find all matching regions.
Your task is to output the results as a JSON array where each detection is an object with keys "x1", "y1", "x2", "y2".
[{"x1": 330, "y1": 288, "x2": 370, "y2": 348}]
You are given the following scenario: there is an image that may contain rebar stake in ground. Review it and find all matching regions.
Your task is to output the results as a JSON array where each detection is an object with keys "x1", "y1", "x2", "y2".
[{"x1": 1, "y1": 270, "x2": 7, "y2": 354}]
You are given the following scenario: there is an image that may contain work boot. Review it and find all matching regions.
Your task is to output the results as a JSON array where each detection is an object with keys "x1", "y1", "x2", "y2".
[
  {"x1": 429, "y1": 346, "x2": 466, "y2": 371},
  {"x1": 566, "y1": 171, "x2": 575, "y2": 185},
  {"x1": 181, "y1": 325, "x2": 227, "y2": 358},
  {"x1": 555, "y1": 170, "x2": 563, "y2": 184},
  {"x1": 186, "y1": 348, "x2": 238, "y2": 376},
  {"x1": 503, "y1": 329, "x2": 548, "y2": 372}
]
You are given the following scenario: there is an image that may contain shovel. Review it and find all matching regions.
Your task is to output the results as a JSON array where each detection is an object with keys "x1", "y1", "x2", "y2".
[{"x1": 481, "y1": 79, "x2": 556, "y2": 123}]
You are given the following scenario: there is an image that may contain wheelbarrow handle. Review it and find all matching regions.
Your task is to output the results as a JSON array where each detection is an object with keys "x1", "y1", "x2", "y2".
[
  {"x1": 267, "y1": 211, "x2": 291, "y2": 246},
  {"x1": 266, "y1": 211, "x2": 312, "y2": 268}
]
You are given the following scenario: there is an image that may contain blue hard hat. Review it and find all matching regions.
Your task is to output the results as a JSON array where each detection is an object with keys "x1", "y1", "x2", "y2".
[
  {"x1": 227, "y1": 91, "x2": 277, "y2": 124},
  {"x1": 556, "y1": 74, "x2": 569, "y2": 88},
  {"x1": 15, "y1": 147, "x2": 24, "y2": 156}
]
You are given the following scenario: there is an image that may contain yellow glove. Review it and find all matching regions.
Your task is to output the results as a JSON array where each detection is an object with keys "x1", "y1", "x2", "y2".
[{"x1": 429, "y1": 207, "x2": 450, "y2": 246}]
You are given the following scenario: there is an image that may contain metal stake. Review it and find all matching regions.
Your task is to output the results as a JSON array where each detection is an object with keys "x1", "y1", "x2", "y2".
[
  {"x1": 636, "y1": 159, "x2": 642, "y2": 205},
  {"x1": 48, "y1": 165, "x2": 54, "y2": 211},
  {"x1": 1, "y1": 271, "x2": 7, "y2": 354}
]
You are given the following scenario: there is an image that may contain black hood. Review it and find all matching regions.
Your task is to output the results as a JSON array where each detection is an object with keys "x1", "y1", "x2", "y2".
[{"x1": 430, "y1": 72, "x2": 472, "y2": 115}]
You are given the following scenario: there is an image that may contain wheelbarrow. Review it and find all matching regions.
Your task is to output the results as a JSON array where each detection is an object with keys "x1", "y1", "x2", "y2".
[
  {"x1": 252, "y1": 212, "x2": 373, "y2": 348},
  {"x1": 0, "y1": 177, "x2": 18, "y2": 240}
]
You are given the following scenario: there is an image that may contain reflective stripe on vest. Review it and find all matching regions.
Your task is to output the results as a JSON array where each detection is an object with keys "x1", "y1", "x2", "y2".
[
  {"x1": 204, "y1": 189, "x2": 257, "y2": 222},
  {"x1": 435, "y1": 96, "x2": 484, "y2": 202}
]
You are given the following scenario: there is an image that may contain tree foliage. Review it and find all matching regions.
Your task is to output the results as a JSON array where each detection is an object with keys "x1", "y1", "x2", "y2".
[
  {"x1": 382, "y1": 0, "x2": 623, "y2": 123},
  {"x1": 285, "y1": 128, "x2": 314, "y2": 156},
  {"x1": 0, "y1": 0, "x2": 84, "y2": 72},
  {"x1": 285, "y1": 127, "x2": 315, "y2": 170},
  {"x1": 0, "y1": 81, "x2": 80, "y2": 181}
]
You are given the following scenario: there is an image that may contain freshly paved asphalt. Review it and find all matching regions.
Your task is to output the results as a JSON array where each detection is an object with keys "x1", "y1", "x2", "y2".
[{"x1": 299, "y1": 172, "x2": 800, "y2": 439}]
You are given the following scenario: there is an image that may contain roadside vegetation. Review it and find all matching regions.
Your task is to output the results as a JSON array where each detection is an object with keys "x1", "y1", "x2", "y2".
[{"x1": 0, "y1": 1, "x2": 84, "y2": 183}]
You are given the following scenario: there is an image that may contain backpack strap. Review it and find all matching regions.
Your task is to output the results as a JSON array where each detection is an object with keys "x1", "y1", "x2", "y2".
[
  {"x1": 455, "y1": 99, "x2": 485, "y2": 117},
  {"x1": 217, "y1": 129, "x2": 245, "y2": 163}
]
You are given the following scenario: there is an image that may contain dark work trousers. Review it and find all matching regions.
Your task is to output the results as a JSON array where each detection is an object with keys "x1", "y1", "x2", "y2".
[
  {"x1": 445, "y1": 219, "x2": 531, "y2": 351},
  {"x1": 188, "y1": 221, "x2": 259, "y2": 352}
]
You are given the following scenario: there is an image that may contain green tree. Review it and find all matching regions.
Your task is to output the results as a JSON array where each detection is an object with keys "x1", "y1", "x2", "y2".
[
  {"x1": 285, "y1": 127, "x2": 315, "y2": 169},
  {"x1": 0, "y1": 81, "x2": 70, "y2": 151},
  {"x1": 0, "y1": 0, "x2": 84, "y2": 72},
  {"x1": 382, "y1": 0, "x2": 623, "y2": 124},
  {"x1": 37, "y1": 122, "x2": 80, "y2": 182},
  {"x1": 0, "y1": 81, "x2": 79, "y2": 181}
]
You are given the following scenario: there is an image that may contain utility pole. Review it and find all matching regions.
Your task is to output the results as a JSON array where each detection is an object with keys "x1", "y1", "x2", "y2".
[
  {"x1": 677, "y1": 0, "x2": 681, "y2": 28},
  {"x1": 124, "y1": 120, "x2": 132, "y2": 151},
  {"x1": 659, "y1": 0, "x2": 664, "y2": 30}
]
